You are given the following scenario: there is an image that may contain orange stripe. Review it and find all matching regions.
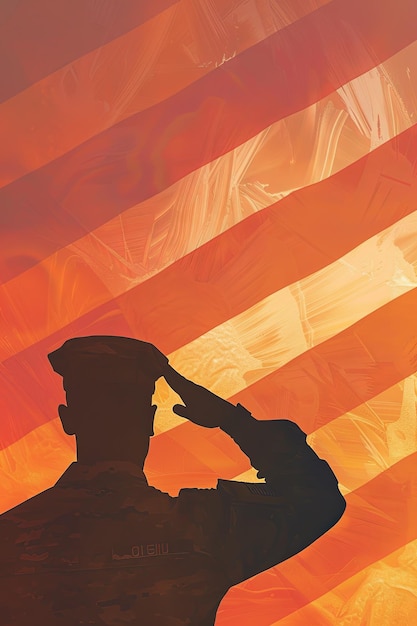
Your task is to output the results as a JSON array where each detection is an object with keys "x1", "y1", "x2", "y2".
[
  {"x1": 0, "y1": 0, "x2": 332, "y2": 188},
  {"x1": 2, "y1": 0, "x2": 416, "y2": 282},
  {"x1": 0, "y1": 0, "x2": 179, "y2": 103},
  {"x1": 1, "y1": 121, "x2": 417, "y2": 363},
  {"x1": 216, "y1": 452, "x2": 417, "y2": 625}
]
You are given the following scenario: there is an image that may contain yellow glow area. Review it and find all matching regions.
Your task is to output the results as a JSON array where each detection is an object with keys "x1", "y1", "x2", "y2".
[{"x1": 272, "y1": 539, "x2": 417, "y2": 625}]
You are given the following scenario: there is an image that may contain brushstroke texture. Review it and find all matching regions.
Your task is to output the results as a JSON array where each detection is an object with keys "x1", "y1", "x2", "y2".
[{"x1": 2, "y1": 1, "x2": 417, "y2": 623}]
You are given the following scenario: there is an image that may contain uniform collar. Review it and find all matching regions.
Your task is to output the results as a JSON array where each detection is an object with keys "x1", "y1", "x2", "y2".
[{"x1": 55, "y1": 460, "x2": 148, "y2": 486}]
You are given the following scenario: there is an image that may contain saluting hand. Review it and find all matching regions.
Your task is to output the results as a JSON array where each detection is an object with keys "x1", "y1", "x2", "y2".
[{"x1": 163, "y1": 365, "x2": 236, "y2": 429}]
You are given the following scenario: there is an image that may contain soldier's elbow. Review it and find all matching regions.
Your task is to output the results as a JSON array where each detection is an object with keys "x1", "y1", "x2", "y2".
[
  {"x1": 314, "y1": 460, "x2": 346, "y2": 531},
  {"x1": 328, "y1": 488, "x2": 346, "y2": 528},
  {"x1": 316, "y1": 486, "x2": 346, "y2": 537}
]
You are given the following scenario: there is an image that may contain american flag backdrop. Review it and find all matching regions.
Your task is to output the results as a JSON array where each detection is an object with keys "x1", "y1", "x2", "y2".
[{"x1": 1, "y1": 0, "x2": 417, "y2": 623}]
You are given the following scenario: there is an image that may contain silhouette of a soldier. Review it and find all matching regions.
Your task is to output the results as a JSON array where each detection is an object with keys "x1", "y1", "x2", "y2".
[{"x1": 0, "y1": 336, "x2": 345, "y2": 625}]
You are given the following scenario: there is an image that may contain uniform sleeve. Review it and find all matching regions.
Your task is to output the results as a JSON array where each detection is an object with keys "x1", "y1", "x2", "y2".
[{"x1": 214, "y1": 404, "x2": 346, "y2": 584}]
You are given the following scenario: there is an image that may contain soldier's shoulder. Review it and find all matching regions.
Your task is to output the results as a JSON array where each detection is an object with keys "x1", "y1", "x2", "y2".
[
  {"x1": 0, "y1": 488, "x2": 51, "y2": 518},
  {"x1": 175, "y1": 484, "x2": 224, "y2": 515},
  {"x1": 175, "y1": 480, "x2": 283, "y2": 506},
  {"x1": 177, "y1": 484, "x2": 219, "y2": 502},
  {"x1": 0, "y1": 487, "x2": 64, "y2": 575},
  {"x1": 216, "y1": 479, "x2": 284, "y2": 503},
  {"x1": 0, "y1": 485, "x2": 66, "y2": 528}
]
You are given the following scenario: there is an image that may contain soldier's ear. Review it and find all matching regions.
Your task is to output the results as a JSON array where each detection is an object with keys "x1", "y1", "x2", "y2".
[
  {"x1": 148, "y1": 404, "x2": 157, "y2": 436},
  {"x1": 58, "y1": 404, "x2": 76, "y2": 436}
]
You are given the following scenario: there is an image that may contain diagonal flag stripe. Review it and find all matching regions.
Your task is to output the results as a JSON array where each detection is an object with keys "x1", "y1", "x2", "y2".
[
  {"x1": 1, "y1": 121, "x2": 417, "y2": 362},
  {"x1": 216, "y1": 452, "x2": 417, "y2": 625},
  {"x1": 232, "y1": 287, "x2": 417, "y2": 429},
  {"x1": 0, "y1": 0, "x2": 332, "y2": 189},
  {"x1": 1, "y1": 0, "x2": 416, "y2": 282},
  {"x1": 0, "y1": 0, "x2": 180, "y2": 103}
]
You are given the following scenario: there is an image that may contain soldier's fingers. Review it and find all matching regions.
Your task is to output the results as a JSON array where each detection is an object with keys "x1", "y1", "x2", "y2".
[
  {"x1": 172, "y1": 404, "x2": 190, "y2": 419},
  {"x1": 163, "y1": 366, "x2": 199, "y2": 397},
  {"x1": 164, "y1": 365, "x2": 190, "y2": 385}
]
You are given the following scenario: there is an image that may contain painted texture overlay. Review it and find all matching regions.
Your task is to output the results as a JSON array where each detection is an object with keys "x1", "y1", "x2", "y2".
[{"x1": 1, "y1": 0, "x2": 417, "y2": 624}]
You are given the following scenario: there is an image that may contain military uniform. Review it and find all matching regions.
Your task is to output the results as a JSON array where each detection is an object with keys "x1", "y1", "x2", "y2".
[{"x1": 0, "y1": 337, "x2": 345, "y2": 625}]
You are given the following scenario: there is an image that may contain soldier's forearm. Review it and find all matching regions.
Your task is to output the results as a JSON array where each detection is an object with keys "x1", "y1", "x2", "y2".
[
  {"x1": 220, "y1": 404, "x2": 310, "y2": 473},
  {"x1": 220, "y1": 405, "x2": 344, "y2": 494}
]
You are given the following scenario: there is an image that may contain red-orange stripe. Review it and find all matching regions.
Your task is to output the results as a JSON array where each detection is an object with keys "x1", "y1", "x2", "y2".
[
  {"x1": 0, "y1": 0, "x2": 179, "y2": 103},
  {"x1": 2, "y1": 0, "x2": 416, "y2": 282}
]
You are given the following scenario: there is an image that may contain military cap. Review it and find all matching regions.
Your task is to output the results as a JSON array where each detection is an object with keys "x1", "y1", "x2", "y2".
[{"x1": 48, "y1": 336, "x2": 169, "y2": 386}]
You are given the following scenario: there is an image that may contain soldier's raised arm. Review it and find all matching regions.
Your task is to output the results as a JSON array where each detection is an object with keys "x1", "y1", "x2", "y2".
[{"x1": 164, "y1": 365, "x2": 346, "y2": 583}]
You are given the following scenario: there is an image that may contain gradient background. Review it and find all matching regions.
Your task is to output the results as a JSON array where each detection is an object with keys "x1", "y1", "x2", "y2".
[{"x1": 1, "y1": 1, "x2": 417, "y2": 624}]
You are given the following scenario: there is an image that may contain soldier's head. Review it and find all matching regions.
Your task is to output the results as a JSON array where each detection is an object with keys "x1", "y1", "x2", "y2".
[{"x1": 48, "y1": 336, "x2": 169, "y2": 466}]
